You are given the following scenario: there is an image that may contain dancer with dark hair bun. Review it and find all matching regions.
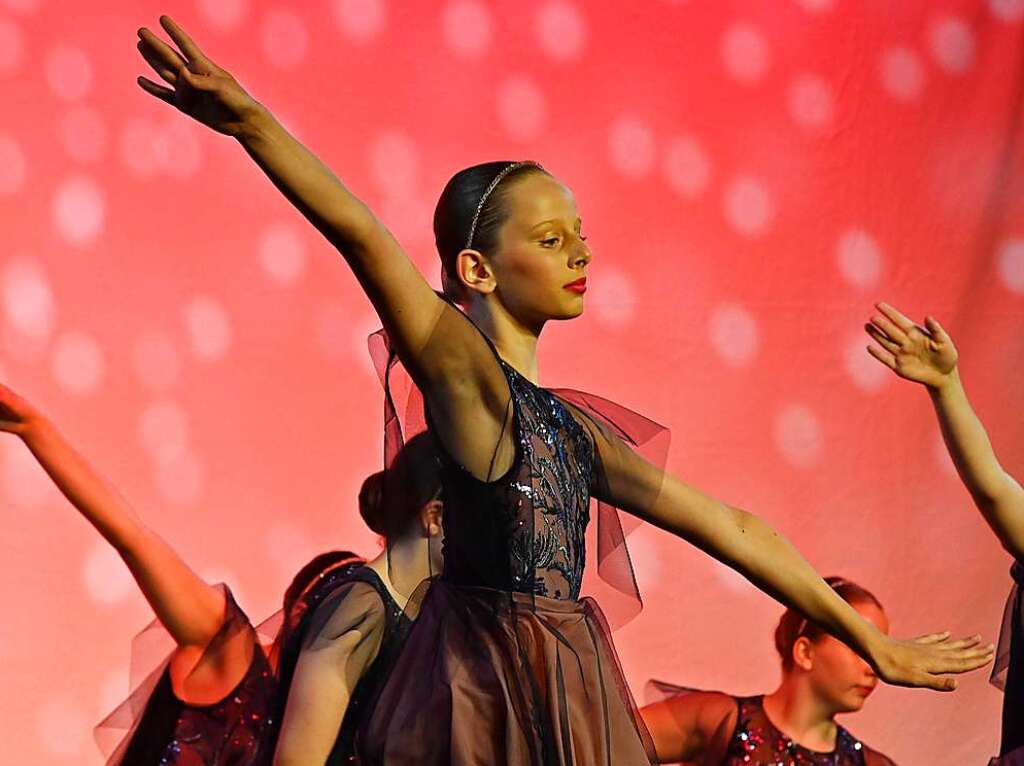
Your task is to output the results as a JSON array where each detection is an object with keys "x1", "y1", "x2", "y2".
[
  {"x1": 641, "y1": 577, "x2": 896, "y2": 765},
  {"x1": 135, "y1": 16, "x2": 993, "y2": 764},
  {"x1": 865, "y1": 302, "x2": 1024, "y2": 765}
]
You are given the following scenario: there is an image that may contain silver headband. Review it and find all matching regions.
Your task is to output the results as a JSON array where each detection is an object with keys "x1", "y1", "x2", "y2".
[{"x1": 464, "y1": 161, "x2": 544, "y2": 250}]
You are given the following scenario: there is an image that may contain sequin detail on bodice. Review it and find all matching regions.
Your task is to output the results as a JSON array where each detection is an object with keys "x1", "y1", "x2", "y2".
[
  {"x1": 724, "y1": 696, "x2": 872, "y2": 766},
  {"x1": 439, "y1": 360, "x2": 595, "y2": 601}
]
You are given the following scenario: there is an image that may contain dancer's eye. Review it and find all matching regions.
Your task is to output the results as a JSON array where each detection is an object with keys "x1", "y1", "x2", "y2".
[{"x1": 540, "y1": 237, "x2": 560, "y2": 247}]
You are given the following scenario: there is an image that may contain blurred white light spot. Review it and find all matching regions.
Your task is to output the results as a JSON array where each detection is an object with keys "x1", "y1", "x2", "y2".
[
  {"x1": 82, "y1": 539, "x2": 134, "y2": 606},
  {"x1": 259, "y1": 222, "x2": 307, "y2": 286},
  {"x1": 608, "y1": 116, "x2": 655, "y2": 179},
  {"x1": 709, "y1": 303, "x2": 759, "y2": 367},
  {"x1": 997, "y1": 239, "x2": 1024, "y2": 293},
  {"x1": 928, "y1": 16, "x2": 975, "y2": 75},
  {"x1": 774, "y1": 404, "x2": 823, "y2": 468},
  {"x1": 333, "y1": 0, "x2": 386, "y2": 42},
  {"x1": 536, "y1": 1, "x2": 586, "y2": 61},
  {"x1": 52, "y1": 331, "x2": 105, "y2": 395},
  {"x1": 183, "y1": 296, "x2": 232, "y2": 361},
  {"x1": 54, "y1": 175, "x2": 105, "y2": 245},
  {"x1": 788, "y1": 74, "x2": 834, "y2": 130},
  {"x1": 844, "y1": 334, "x2": 889, "y2": 392},
  {"x1": 497, "y1": 76, "x2": 547, "y2": 142},
  {"x1": 588, "y1": 267, "x2": 637, "y2": 328},
  {"x1": 197, "y1": 0, "x2": 249, "y2": 30},
  {"x1": 443, "y1": 0, "x2": 492, "y2": 57},
  {"x1": 3, "y1": 258, "x2": 54, "y2": 341},
  {"x1": 663, "y1": 134, "x2": 711, "y2": 198},
  {"x1": 880, "y1": 47, "x2": 925, "y2": 102},
  {"x1": 837, "y1": 228, "x2": 883, "y2": 287},
  {"x1": 724, "y1": 176, "x2": 774, "y2": 237},
  {"x1": 989, "y1": 0, "x2": 1024, "y2": 22},
  {"x1": 721, "y1": 23, "x2": 768, "y2": 83},
  {"x1": 261, "y1": 9, "x2": 309, "y2": 70},
  {"x1": 45, "y1": 45, "x2": 93, "y2": 103}
]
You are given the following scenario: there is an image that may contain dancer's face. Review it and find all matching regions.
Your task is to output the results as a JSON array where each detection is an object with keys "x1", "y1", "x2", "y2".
[
  {"x1": 804, "y1": 600, "x2": 888, "y2": 714},
  {"x1": 482, "y1": 173, "x2": 592, "y2": 325}
]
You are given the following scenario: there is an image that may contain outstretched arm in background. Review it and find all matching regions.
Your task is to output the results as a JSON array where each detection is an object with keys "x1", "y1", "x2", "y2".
[
  {"x1": 865, "y1": 301, "x2": 1024, "y2": 560},
  {"x1": 0, "y1": 382, "x2": 249, "y2": 703}
]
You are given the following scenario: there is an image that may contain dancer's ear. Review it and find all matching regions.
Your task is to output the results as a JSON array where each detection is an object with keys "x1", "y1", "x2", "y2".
[
  {"x1": 792, "y1": 636, "x2": 815, "y2": 672},
  {"x1": 420, "y1": 500, "x2": 443, "y2": 538},
  {"x1": 455, "y1": 249, "x2": 497, "y2": 297}
]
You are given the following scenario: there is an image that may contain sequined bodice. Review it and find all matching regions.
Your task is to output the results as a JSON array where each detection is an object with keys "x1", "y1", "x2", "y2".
[
  {"x1": 439, "y1": 360, "x2": 595, "y2": 601},
  {"x1": 724, "y1": 696, "x2": 878, "y2": 766}
]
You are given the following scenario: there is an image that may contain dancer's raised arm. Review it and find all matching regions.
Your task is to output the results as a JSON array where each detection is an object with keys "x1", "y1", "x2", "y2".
[
  {"x1": 865, "y1": 302, "x2": 1024, "y2": 559},
  {"x1": 135, "y1": 16, "x2": 512, "y2": 478},
  {"x1": 0, "y1": 383, "x2": 246, "y2": 700}
]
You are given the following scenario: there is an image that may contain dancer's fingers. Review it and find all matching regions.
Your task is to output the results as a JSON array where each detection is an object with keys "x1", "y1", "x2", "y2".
[
  {"x1": 912, "y1": 631, "x2": 951, "y2": 645},
  {"x1": 137, "y1": 41, "x2": 178, "y2": 85},
  {"x1": 925, "y1": 316, "x2": 951, "y2": 343},
  {"x1": 137, "y1": 27, "x2": 187, "y2": 72},
  {"x1": 866, "y1": 344, "x2": 896, "y2": 369},
  {"x1": 160, "y1": 15, "x2": 211, "y2": 67},
  {"x1": 865, "y1": 324, "x2": 900, "y2": 354},
  {"x1": 876, "y1": 302, "x2": 916, "y2": 333},
  {"x1": 870, "y1": 314, "x2": 907, "y2": 344},
  {"x1": 137, "y1": 76, "x2": 176, "y2": 105}
]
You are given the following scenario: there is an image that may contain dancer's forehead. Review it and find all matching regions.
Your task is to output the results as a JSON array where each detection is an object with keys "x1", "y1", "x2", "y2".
[{"x1": 502, "y1": 173, "x2": 580, "y2": 232}]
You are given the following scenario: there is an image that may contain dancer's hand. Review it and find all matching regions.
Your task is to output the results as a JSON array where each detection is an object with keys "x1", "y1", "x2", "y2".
[
  {"x1": 864, "y1": 302, "x2": 958, "y2": 389},
  {"x1": 872, "y1": 631, "x2": 993, "y2": 691},
  {"x1": 136, "y1": 15, "x2": 263, "y2": 137},
  {"x1": 0, "y1": 383, "x2": 44, "y2": 437}
]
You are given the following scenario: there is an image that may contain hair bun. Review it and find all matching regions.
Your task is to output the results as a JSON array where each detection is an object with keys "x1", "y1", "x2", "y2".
[{"x1": 358, "y1": 470, "x2": 388, "y2": 536}]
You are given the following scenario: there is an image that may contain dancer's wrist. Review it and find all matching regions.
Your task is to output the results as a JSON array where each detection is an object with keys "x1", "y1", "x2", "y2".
[{"x1": 234, "y1": 102, "x2": 276, "y2": 145}]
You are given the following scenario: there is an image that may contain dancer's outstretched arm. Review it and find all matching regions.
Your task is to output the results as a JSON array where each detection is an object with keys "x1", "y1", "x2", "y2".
[
  {"x1": 135, "y1": 16, "x2": 511, "y2": 480},
  {"x1": 0, "y1": 383, "x2": 246, "y2": 699},
  {"x1": 865, "y1": 301, "x2": 1024, "y2": 560},
  {"x1": 585, "y1": 420, "x2": 994, "y2": 692}
]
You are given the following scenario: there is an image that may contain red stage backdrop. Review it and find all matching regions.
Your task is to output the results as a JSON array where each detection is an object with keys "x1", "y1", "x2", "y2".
[{"x1": 1, "y1": 0, "x2": 1022, "y2": 762}]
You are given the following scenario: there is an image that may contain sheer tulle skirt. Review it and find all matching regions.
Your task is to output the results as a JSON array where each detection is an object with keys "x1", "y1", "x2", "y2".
[{"x1": 359, "y1": 579, "x2": 655, "y2": 766}]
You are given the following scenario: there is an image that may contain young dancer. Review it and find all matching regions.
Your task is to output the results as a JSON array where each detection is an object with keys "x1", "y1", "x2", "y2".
[
  {"x1": 0, "y1": 378, "x2": 442, "y2": 765},
  {"x1": 865, "y1": 302, "x2": 1024, "y2": 764},
  {"x1": 641, "y1": 577, "x2": 896, "y2": 765},
  {"x1": 135, "y1": 17, "x2": 993, "y2": 764}
]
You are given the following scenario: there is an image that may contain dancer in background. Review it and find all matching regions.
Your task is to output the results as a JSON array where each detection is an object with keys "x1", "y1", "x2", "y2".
[
  {"x1": 640, "y1": 577, "x2": 896, "y2": 765},
  {"x1": 135, "y1": 16, "x2": 993, "y2": 764},
  {"x1": 0, "y1": 378, "x2": 442, "y2": 765},
  {"x1": 865, "y1": 302, "x2": 1024, "y2": 764}
]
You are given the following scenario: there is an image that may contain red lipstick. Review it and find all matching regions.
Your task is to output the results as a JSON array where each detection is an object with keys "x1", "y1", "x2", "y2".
[{"x1": 564, "y1": 277, "x2": 587, "y2": 294}]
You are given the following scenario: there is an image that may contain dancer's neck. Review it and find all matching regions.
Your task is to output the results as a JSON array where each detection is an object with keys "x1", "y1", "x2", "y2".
[
  {"x1": 466, "y1": 301, "x2": 542, "y2": 385},
  {"x1": 366, "y1": 534, "x2": 435, "y2": 610},
  {"x1": 762, "y1": 678, "x2": 838, "y2": 752}
]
